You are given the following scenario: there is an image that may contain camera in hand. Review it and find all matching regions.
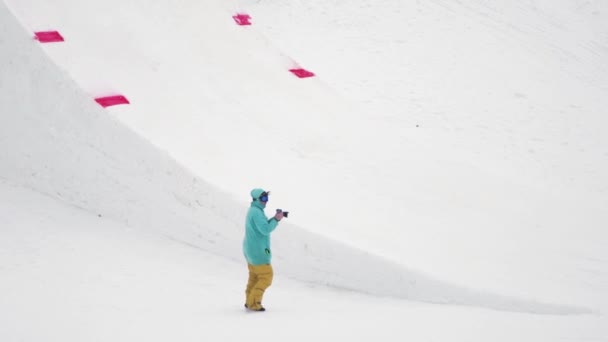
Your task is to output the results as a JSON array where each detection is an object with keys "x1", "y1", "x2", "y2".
[{"x1": 276, "y1": 209, "x2": 289, "y2": 218}]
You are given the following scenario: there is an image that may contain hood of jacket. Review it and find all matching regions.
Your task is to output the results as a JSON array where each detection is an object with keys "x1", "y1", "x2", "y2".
[{"x1": 250, "y1": 188, "x2": 267, "y2": 208}]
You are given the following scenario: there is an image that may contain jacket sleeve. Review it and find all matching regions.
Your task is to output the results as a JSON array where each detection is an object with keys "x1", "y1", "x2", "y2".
[{"x1": 252, "y1": 209, "x2": 279, "y2": 236}]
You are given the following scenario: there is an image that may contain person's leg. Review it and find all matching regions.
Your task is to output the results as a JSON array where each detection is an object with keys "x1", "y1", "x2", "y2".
[
  {"x1": 245, "y1": 264, "x2": 258, "y2": 307},
  {"x1": 247, "y1": 264, "x2": 273, "y2": 310}
]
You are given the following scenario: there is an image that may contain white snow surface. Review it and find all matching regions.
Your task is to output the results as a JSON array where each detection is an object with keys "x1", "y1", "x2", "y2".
[{"x1": 1, "y1": 0, "x2": 608, "y2": 340}]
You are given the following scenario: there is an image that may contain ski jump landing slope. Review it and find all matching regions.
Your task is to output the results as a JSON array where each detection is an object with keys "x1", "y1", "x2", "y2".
[{"x1": 2, "y1": 0, "x2": 606, "y2": 317}]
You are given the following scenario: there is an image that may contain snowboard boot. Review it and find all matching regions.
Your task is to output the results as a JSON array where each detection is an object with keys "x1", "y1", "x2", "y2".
[{"x1": 246, "y1": 302, "x2": 266, "y2": 312}]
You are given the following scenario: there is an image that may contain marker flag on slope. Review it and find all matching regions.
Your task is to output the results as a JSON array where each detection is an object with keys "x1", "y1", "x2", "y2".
[
  {"x1": 34, "y1": 31, "x2": 64, "y2": 43},
  {"x1": 232, "y1": 13, "x2": 252, "y2": 26},
  {"x1": 289, "y1": 68, "x2": 315, "y2": 78},
  {"x1": 95, "y1": 95, "x2": 130, "y2": 108}
]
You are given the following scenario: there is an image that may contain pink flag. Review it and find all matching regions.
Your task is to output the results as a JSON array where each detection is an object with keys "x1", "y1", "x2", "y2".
[
  {"x1": 232, "y1": 13, "x2": 252, "y2": 26},
  {"x1": 95, "y1": 95, "x2": 130, "y2": 108},
  {"x1": 34, "y1": 31, "x2": 64, "y2": 43},
  {"x1": 289, "y1": 68, "x2": 315, "y2": 78}
]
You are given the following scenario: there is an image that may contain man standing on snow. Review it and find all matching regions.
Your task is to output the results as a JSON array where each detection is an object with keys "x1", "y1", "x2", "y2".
[{"x1": 243, "y1": 188, "x2": 284, "y2": 312}]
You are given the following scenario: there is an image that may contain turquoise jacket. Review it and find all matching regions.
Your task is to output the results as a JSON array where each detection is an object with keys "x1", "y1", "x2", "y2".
[{"x1": 243, "y1": 189, "x2": 279, "y2": 265}]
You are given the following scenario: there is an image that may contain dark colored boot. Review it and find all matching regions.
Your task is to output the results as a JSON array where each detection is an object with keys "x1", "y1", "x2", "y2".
[{"x1": 246, "y1": 302, "x2": 266, "y2": 311}]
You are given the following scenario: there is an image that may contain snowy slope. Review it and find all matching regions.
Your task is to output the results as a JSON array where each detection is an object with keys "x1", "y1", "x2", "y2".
[
  {"x1": 2, "y1": 179, "x2": 605, "y2": 342},
  {"x1": 6, "y1": 0, "x2": 603, "y2": 312},
  {"x1": 0, "y1": 0, "x2": 509, "y2": 311},
  {"x1": 245, "y1": 0, "x2": 608, "y2": 306},
  {"x1": 2, "y1": 0, "x2": 608, "y2": 340},
  {"x1": 2, "y1": 0, "x2": 585, "y2": 313}
]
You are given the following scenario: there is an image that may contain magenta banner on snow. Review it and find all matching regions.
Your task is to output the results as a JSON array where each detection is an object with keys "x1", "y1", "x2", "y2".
[
  {"x1": 232, "y1": 13, "x2": 252, "y2": 26},
  {"x1": 289, "y1": 68, "x2": 315, "y2": 78},
  {"x1": 34, "y1": 31, "x2": 64, "y2": 43},
  {"x1": 95, "y1": 95, "x2": 130, "y2": 108}
]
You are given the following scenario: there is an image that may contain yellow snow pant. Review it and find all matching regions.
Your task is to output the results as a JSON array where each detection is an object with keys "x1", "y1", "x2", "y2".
[{"x1": 245, "y1": 264, "x2": 273, "y2": 310}]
